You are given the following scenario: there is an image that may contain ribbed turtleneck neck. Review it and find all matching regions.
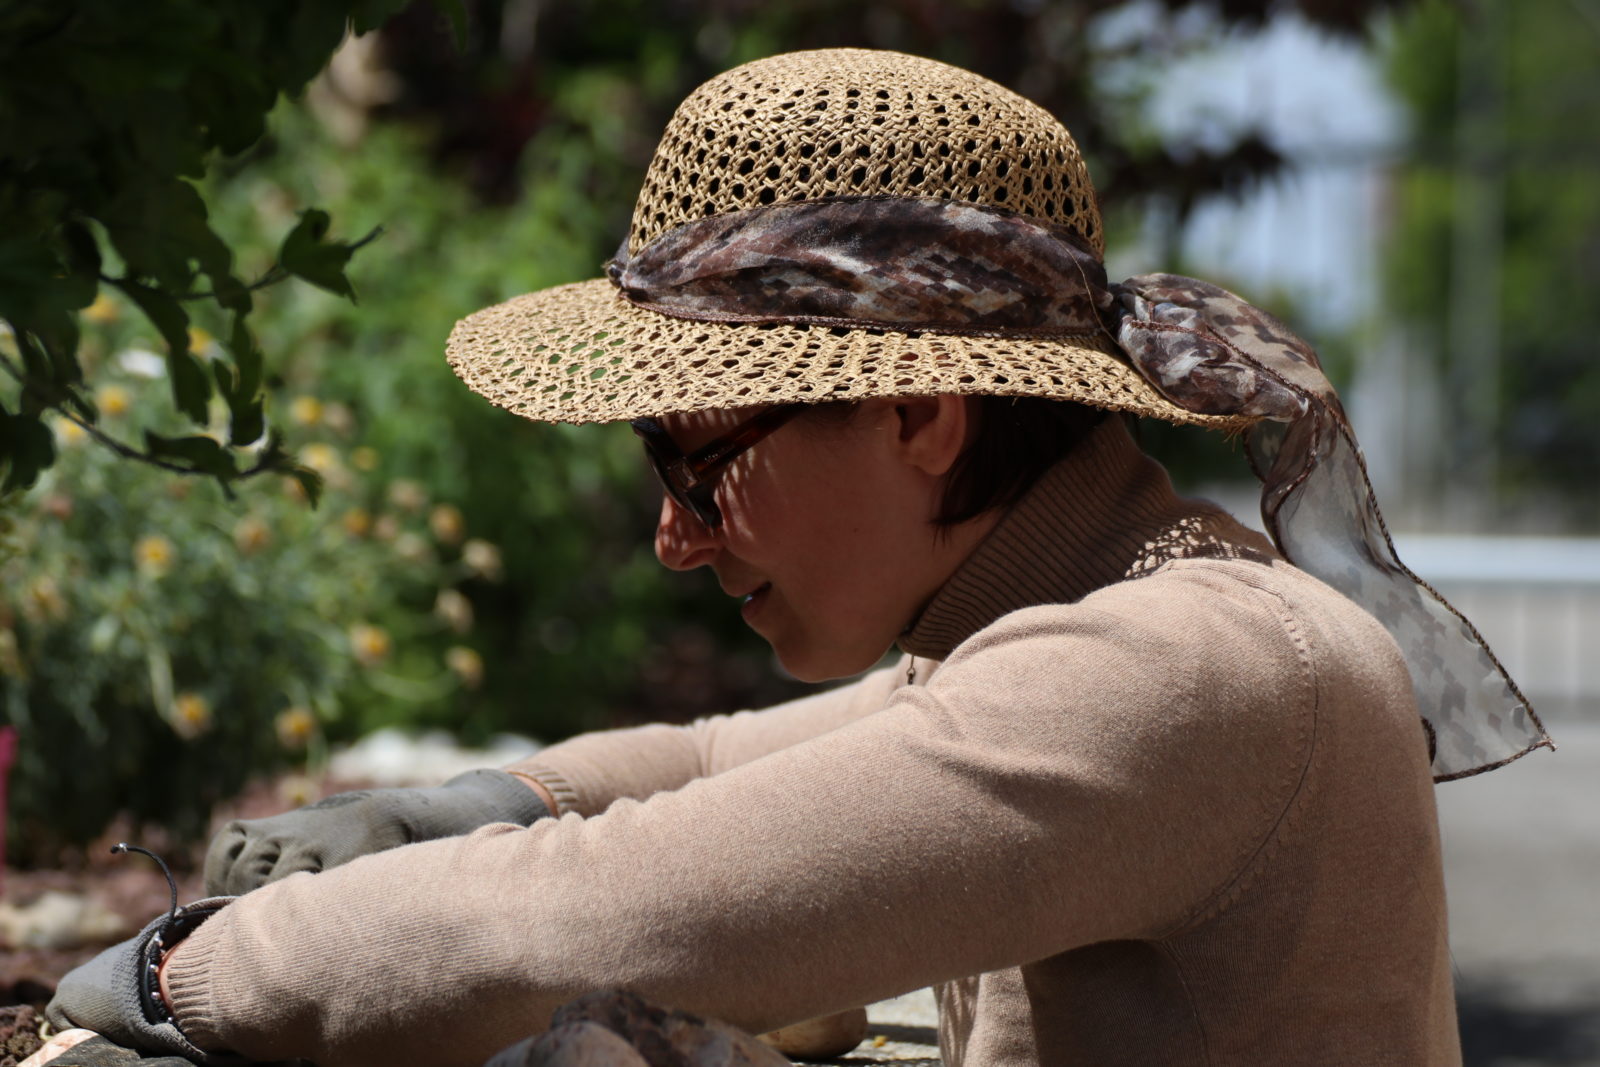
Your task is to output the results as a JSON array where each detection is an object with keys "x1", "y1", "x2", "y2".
[{"x1": 899, "y1": 417, "x2": 1278, "y2": 660}]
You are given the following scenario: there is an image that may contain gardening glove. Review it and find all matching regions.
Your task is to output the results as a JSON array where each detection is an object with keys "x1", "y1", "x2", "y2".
[
  {"x1": 45, "y1": 897, "x2": 240, "y2": 1065},
  {"x1": 204, "y1": 768, "x2": 550, "y2": 896}
]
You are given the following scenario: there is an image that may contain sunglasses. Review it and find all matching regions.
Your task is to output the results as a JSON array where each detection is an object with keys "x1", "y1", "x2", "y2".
[{"x1": 630, "y1": 404, "x2": 805, "y2": 528}]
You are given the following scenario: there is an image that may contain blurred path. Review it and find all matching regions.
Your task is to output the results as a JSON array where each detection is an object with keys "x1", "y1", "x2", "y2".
[{"x1": 1439, "y1": 720, "x2": 1600, "y2": 1066}]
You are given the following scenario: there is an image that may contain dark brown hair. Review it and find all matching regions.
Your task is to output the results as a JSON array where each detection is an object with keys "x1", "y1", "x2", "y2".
[{"x1": 803, "y1": 396, "x2": 1107, "y2": 526}]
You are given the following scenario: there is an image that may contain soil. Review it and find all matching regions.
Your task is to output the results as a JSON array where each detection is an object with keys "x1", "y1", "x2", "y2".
[{"x1": 0, "y1": 1005, "x2": 44, "y2": 1066}]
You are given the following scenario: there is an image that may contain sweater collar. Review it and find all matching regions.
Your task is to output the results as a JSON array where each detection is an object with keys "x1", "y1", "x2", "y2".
[{"x1": 899, "y1": 417, "x2": 1277, "y2": 660}]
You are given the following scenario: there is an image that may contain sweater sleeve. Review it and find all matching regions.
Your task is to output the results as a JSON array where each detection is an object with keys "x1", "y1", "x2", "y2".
[
  {"x1": 164, "y1": 565, "x2": 1345, "y2": 1067},
  {"x1": 505, "y1": 658, "x2": 908, "y2": 815}
]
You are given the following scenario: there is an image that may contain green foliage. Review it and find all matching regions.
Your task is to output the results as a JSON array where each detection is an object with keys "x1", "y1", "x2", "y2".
[
  {"x1": 198, "y1": 100, "x2": 797, "y2": 746},
  {"x1": 0, "y1": 354, "x2": 496, "y2": 858},
  {"x1": 0, "y1": 0, "x2": 418, "y2": 492},
  {"x1": 1382, "y1": 0, "x2": 1600, "y2": 507},
  {"x1": 2, "y1": 92, "x2": 802, "y2": 854}
]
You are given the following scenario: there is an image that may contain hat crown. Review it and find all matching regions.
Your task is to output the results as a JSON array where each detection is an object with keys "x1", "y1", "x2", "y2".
[{"x1": 630, "y1": 49, "x2": 1103, "y2": 259}]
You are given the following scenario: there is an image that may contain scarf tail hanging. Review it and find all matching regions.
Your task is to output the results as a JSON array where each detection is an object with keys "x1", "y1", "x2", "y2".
[{"x1": 1115, "y1": 274, "x2": 1552, "y2": 781}]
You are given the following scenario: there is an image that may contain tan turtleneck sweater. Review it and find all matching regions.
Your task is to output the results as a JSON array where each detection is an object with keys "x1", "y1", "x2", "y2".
[{"x1": 165, "y1": 419, "x2": 1458, "y2": 1066}]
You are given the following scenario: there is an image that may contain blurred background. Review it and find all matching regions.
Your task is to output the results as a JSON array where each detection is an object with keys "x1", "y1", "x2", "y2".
[{"x1": 1, "y1": 1, "x2": 1595, "y2": 1062}]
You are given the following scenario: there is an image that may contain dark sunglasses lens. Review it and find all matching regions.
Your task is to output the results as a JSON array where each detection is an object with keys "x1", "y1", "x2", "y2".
[
  {"x1": 640, "y1": 444, "x2": 720, "y2": 528},
  {"x1": 683, "y1": 484, "x2": 721, "y2": 528}
]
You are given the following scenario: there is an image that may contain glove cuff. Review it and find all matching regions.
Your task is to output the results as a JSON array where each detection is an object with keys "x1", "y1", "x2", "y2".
[
  {"x1": 441, "y1": 768, "x2": 552, "y2": 827},
  {"x1": 139, "y1": 897, "x2": 231, "y2": 1031},
  {"x1": 127, "y1": 897, "x2": 245, "y2": 1065}
]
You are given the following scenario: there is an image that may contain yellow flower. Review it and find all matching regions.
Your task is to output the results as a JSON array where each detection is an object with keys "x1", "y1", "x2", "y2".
[
  {"x1": 351, "y1": 446, "x2": 380, "y2": 472},
  {"x1": 187, "y1": 326, "x2": 214, "y2": 355},
  {"x1": 96, "y1": 385, "x2": 132, "y2": 418},
  {"x1": 55, "y1": 418, "x2": 87, "y2": 446},
  {"x1": 462, "y1": 539, "x2": 503, "y2": 582},
  {"x1": 82, "y1": 293, "x2": 119, "y2": 324},
  {"x1": 172, "y1": 692, "x2": 213, "y2": 740},
  {"x1": 348, "y1": 623, "x2": 391, "y2": 667},
  {"x1": 0, "y1": 628, "x2": 25, "y2": 679},
  {"x1": 289, "y1": 395, "x2": 323, "y2": 426},
  {"x1": 25, "y1": 577, "x2": 67, "y2": 623},
  {"x1": 372, "y1": 514, "x2": 400, "y2": 542},
  {"x1": 388, "y1": 480, "x2": 426, "y2": 513},
  {"x1": 233, "y1": 516, "x2": 271, "y2": 555},
  {"x1": 322, "y1": 402, "x2": 355, "y2": 436},
  {"x1": 393, "y1": 532, "x2": 431, "y2": 565},
  {"x1": 342, "y1": 507, "x2": 372, "y2": 538},
  {"x1": 275, "y1": 706, "x2": 318, "y2": 750},
  {"x1": 279, "y1": 775, "x2": 318, "y2": 808},
  {"x1": 134, "y1": 535, "x2": 176, "y2": 577},
  {"x1": 445, "y1": 646, "x2": 484, "y2": 690},
  {"x1": 300, "y1": 442, "x2": 340, "y2": 475},
  {"x1": 434, "y1": 589, "x2": 473, "y2": 634},
  {"x1": 429, "y1": 503, "x2": 465, "y2": 545}
]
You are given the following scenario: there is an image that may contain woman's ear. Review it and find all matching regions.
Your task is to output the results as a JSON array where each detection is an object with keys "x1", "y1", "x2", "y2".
[{"x1": 885, "y1": 394, "x2": 974, "y2": 478}]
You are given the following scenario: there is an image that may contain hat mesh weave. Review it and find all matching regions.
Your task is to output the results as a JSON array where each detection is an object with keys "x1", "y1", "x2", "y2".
[
  {"x1": 447, "y1": 278, "x2": 1209, "y2": 423},
  {"x1": 630, "y1": 49, "x2": 1103, "y2": 258},
  {"x1": 446, "y1": 49, "x2": 1250, "y2": 431}
]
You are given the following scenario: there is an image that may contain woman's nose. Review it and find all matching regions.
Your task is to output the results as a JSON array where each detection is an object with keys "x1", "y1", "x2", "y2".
[{"x1": 654, "y1": 493, "x2": 719, "y2": 571}]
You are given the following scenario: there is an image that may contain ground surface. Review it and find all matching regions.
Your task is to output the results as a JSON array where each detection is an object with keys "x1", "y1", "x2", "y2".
[{"x1": 1438, "y1": 719, "x2": 1600, "y2": 1067}]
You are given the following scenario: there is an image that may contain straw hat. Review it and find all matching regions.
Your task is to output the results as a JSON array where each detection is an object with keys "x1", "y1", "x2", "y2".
[{"x1": 446, "y1": 48, "x2": 1243, "y2": 430}]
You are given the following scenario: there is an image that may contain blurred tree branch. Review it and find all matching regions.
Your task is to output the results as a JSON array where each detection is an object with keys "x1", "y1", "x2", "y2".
[{"x1": 0, "y1": 1, "x2": 440, "y2": 497}]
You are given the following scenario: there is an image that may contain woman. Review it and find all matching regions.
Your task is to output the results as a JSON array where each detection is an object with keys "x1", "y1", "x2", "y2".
[{"x1": 49, "y1": 48, "x2": 1548, "y2": 1067}]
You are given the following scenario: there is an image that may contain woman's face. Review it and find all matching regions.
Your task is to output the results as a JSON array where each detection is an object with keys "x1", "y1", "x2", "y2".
[{"x1": 650, "y1": 397, "x2": 992, "y2": 682}]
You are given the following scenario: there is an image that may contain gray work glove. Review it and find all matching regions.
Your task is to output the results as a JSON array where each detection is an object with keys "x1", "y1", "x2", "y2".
[
  {"x1": 45, "y1": 898, "x2": 239, "y2": 1065},
  {"x1": 204, "y1": 768, "x2": 550, "y2": 896}
]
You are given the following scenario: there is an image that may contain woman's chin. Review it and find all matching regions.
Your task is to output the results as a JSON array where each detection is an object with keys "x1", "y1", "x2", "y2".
[{"x1": 771, "y1": 637, "x2": 892, "y2": 684}]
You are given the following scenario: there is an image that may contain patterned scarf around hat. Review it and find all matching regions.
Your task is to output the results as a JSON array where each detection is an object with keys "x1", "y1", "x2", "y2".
[{"x1": 607, "y1": 195, "x2": 1552, "y2": 782}]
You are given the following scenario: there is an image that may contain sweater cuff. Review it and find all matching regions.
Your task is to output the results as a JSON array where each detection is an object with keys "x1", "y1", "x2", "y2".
[
  {"x1": 162, "y1": 916, "x2": 231, "y2": 1056},
  {"x1": 503, "y1": 764, "x2": 582, "y2": 816}
]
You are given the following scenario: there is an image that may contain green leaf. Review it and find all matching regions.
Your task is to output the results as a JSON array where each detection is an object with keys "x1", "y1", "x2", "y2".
[
  {"x1": 432, "y1": 0, "x2": 469, "y2": 50},
  {"x1": 116, "y1": 281, "x2": 212, "y2": 423},
  {"x1": 170, "y1": 350, "x2": 211, "y2": 424},
  {"x1": 61, "y1": 221, "x2": 101, "y2": 276},
  {"x1": 34, "y1": 308, "x2": 81, "y2": 387},
  {"x1": 211, "y1": 359, "x2": 235, "y2": 397},
  {"x1": 279, "y1": 209, "x2": 358, "y2": 300},
  {"x1": 216, "y1": 315, "x2": 265, "y2": 445},
  {"x1": 12, "y1": 329, "x2": 52, "y2": 391},
  {"x1": 289, "y1": 465, "x2": 324, "y2": 509},
  {"x1": 225, "y1": 314, "x2": 263, "y2": 399},
  {"x1": 115, "y1": 279, "x2": 188, "y2": 353},
  {"x1": 0, "y1": 404, "x2": 56, "y2": 492},
  {"x1": 144, "y1": 431, "x2": 237, "y2": 479},
  {"x1": 99, "y1": 179, "x2": 209, "y2": 292},
  {"x1": 212, "y1": 359, "x2": 265, "y2": 446},
  {"x1": 61, "y1": 384, "x2": 97, "y2": 425},
  {"x1": 57, "y1": 220, "x2": 100, "y2": 310},
  {"x1": 0, "y1": 235, "x2": 66, "y2": 324},
  {"x1": 229, "y1": 398, "x2": 265, "y2": 448}
]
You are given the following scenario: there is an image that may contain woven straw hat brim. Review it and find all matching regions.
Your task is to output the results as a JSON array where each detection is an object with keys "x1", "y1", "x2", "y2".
[{"x1": 446, "y1": 277, "x2": 1252, "y2": 430}]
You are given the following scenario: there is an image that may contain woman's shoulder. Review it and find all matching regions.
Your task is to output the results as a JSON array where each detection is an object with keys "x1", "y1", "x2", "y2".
[{"x1": 933, "y1": 554, "x2": 1412, "y2": 723}]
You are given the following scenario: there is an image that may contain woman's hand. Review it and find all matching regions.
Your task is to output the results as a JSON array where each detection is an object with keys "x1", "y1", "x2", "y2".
[
  {"x1": 43, "y1": 899, "x2": 232, "y2": 1065},
  {"x1": 203, "y1": 769, "x2": 552, "y2": 895}
]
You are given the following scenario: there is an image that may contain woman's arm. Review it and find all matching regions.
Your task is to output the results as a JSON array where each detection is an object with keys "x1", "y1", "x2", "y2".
[
  {"x1": 160, "y1": 566, "x2": 1355, "y2": 1067},
  {"x1": 504, "y1": 656, "x2": 909, "y2": 816}
]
